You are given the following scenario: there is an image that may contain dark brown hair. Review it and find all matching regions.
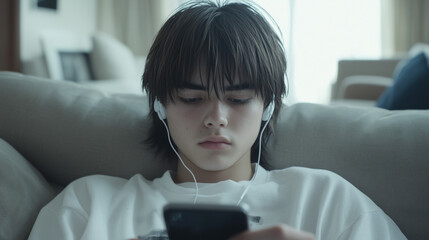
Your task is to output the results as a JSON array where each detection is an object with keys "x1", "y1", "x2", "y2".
[{"x1": 142, "y1": 0, "x2": 287, "y2": 167}]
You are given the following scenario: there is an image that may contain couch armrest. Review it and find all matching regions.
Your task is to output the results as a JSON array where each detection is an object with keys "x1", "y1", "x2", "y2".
[
  {"x1": 338, "y1": 75, "x2": 393, "y2": 100},
  {"x1": 0, "y1": 138, "x2": 55, "y2": 240},
  {"x1": 331, "y1": 58, "x2": 401, "y2": 100}
]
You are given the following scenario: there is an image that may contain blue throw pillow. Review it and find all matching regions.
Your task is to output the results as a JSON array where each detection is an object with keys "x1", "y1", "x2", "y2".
[{"x1": 377, "y1": 52, "x2": 429, "y2": 110}]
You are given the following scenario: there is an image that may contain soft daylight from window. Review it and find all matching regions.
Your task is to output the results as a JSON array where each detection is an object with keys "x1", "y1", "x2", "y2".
[{"x1": 255, "y1": 0, "x2": 382, "y2": 104}]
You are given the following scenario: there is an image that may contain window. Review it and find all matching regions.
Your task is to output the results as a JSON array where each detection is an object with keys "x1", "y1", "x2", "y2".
[{"x1": 255, "y1": 0, "x2": 382, "y2": 104}]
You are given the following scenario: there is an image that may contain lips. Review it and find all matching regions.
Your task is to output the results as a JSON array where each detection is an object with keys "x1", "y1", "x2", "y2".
[{"x1": 198, "y1": 136, "x2": 231, "y2": 150}]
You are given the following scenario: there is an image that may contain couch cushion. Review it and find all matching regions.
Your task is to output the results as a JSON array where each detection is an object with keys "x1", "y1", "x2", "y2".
[
  {"x1": 269, "y1": 103, "x2": 429, "y2": 239},
  {"x1": 1, "y1": 71, "x2": 428, "y2": 239},
  {"x1": 377, "y1": 52, "x2": 429, "y2": 109},
  {"x1": 0, "y1": 72, "x2": 173, "y2": 187},
  {"x1": 90, "y1": 32, "x2": 138, "y2": 80},
  {"x1": 0, "y1": 138, "x2": 55, "y2": 240}
]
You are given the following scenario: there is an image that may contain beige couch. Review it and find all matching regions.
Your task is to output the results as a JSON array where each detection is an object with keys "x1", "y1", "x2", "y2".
[
  {"x1": 1, "y1": 72, "x2": 428, "y2": 239},
  {"x1": 22, "y1": 31, "x2": 145, "y2": 96}
]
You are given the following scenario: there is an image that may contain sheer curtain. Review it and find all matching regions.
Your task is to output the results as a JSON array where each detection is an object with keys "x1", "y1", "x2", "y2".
[
  {"x1": 256, "y1": 0, "x2": 382, "y2": 104},
  {"x1": 96, "y1": 0, "x2": 180, "y2": 57},
  {"x1": 381, "y1": 0, "x2": 429, "y2": 57},
  {"x1": 259, "y1": 0, "x2": 429, "y2": 104}
]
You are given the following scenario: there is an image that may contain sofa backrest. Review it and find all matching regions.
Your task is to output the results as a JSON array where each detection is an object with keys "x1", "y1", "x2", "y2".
[{"x1": 0, "y1": 71, "x2": 428, "y2": 239}]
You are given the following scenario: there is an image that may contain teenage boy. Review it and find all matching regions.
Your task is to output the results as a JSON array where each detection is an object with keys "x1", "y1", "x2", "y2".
[{"x1": 29, "y1": 1, "x2": 406, "y2": 239}]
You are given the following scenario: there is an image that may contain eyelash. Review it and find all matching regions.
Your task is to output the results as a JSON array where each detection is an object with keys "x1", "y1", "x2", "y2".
[
  {"x1": 227, "y1": 98, "x2": 250, "y2": 105},
  {"x1": 179, "y1": 97, "x2": 202, "y2": 104}
]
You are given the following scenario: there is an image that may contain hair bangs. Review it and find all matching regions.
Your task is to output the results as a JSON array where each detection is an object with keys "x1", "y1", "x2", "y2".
[{"x1": 163, "y1": 1, "x2": 277, "y2": 105}]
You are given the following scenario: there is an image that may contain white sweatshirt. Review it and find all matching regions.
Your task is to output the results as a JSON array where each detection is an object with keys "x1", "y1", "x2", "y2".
[{"x1": 29, "y1": 166, "x2": 406, "y2": 240}]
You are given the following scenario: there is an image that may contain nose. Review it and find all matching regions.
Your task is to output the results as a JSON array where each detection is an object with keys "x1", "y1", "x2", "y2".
[{"x1": 204, "y1": 99, "x2": 228, "y2": 128}]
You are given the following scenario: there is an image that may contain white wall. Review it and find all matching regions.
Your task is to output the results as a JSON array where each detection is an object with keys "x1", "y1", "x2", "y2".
[{"x1": 20, "y1": 0, "x2": 97, "y2": 76}]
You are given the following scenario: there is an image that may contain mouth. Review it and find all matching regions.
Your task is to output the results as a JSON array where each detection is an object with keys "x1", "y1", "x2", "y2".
[{"x1": 198, "y1": 136, "x2": 231, "y2": 150}]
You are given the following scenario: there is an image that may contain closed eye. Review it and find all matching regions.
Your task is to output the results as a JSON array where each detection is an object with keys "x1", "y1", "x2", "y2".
[
  {"x1": 179, "y1": 97, "x2": 202, "y2": 104},
  {"x1": 228, "y1": 98, "x2": 250, "y2": 105}
]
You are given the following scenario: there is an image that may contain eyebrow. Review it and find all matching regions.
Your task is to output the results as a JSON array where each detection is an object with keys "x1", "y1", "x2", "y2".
[{"x1": 181, "y1": 83, "x2": 251, "y2": 91}]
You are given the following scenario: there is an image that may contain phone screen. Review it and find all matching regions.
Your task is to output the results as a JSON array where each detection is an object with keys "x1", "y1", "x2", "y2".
[{"x1": 163, "y1": 203, "x2": 248, "y2": 240}]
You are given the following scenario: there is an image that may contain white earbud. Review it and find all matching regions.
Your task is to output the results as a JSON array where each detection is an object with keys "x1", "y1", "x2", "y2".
[
  {"x1": 154, "y1": 98, "x2": 167, "y2": 120},
  {"x1": 262, "y1": 101, "x2": 275, "y2": 121}
]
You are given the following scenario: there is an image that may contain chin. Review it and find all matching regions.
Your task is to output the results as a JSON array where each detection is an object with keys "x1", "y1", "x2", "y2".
[{"x1": 196, "y1": 159, "x2": 235, "y2": 172}]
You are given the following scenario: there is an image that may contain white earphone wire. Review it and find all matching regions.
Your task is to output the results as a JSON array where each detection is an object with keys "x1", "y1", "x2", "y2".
[
  {"x1": 159, "y1": 118, "x2": 199, "y2": 204},
  {"x1": 236, "y1": 110, "x2": 272, "y2": 205}
]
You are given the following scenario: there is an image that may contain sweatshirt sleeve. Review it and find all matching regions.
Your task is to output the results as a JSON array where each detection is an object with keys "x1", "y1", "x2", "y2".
[
  {"x1": 336, "y1": 210, "x2": 407, "y2": 240},
  {"x1": 28, "y1": 179, "x2": 90, "y2": 240}
]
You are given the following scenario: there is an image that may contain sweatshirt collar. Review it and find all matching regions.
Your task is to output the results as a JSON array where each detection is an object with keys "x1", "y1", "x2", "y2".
[{"x1": 154, "y1": 164, "x2": 269, "y2": 195}]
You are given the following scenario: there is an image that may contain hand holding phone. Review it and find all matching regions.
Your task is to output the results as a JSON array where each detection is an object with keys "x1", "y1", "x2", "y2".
[{"x1": 163, "y1": 203, "x2": 249, "y2": 240}]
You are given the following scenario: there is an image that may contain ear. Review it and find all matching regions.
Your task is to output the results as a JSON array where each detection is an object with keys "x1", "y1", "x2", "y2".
[
  {"x1": 262, "y1": 101, "x2": 275, "y2": 121},
  {"x1": 154, "y1": 98, "x2": 167, "y2": 120}
]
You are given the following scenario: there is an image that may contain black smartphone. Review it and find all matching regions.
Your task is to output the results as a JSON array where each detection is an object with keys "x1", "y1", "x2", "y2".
[{"x1": 163, "y1": 203, "x2": 249, "y2": 240}]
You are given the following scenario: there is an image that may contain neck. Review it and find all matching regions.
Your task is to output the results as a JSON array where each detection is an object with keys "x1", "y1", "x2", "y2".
[{"x1": 174, "y1": 153, "x2": 253, "y2": 183}]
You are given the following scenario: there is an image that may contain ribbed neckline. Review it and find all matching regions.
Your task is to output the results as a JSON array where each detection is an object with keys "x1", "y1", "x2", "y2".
[{"x1": 153, "y1": 164, "x2": 269, "y2": 196}]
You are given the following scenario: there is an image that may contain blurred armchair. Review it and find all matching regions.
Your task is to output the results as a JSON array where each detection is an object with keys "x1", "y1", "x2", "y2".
[
  {"x1": 331, "y1": 43, "x2": 429, "y2": 108},
  {"x1": 330, "y1": 58, "x2": 401, "y2": 106}
]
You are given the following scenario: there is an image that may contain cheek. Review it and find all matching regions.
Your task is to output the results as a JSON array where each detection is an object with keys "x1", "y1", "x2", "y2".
[
  {"x1": 164, "y1": 107, "x2": 199, "y2": 137},
  {"x1": 231, "y1": 105, "x2": 264, "y2": 135}
]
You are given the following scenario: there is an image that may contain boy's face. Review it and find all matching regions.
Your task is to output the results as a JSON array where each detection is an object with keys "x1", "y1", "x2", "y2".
[{"x1": 165, "y1": 75, "x2": 264, "y2": 183}]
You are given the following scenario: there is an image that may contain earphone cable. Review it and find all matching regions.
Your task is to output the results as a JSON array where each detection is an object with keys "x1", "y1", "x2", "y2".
[
  {"x1": 160, "y1": 118, "x2": 199, "y2": 204},
  {"x1": 236, "y1": 112, "x2": 272, "y2": 206}
]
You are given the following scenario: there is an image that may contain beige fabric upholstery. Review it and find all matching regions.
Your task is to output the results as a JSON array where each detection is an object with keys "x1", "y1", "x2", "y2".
[
  {"x1": 0, "y1": 72, "x2": 169, "y2": 186},
  {"x1": 0, "y1": 71, "x2": 428, "y2": 239},
  {"x1": 0, "y1": 139, "x2": 55, "y2": 240},
  {"x1": 90, "y1": 32, "x2": 138, "y2": 80}
]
